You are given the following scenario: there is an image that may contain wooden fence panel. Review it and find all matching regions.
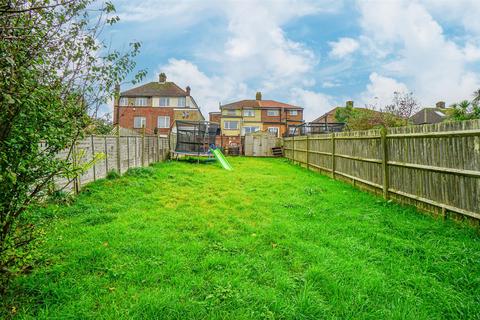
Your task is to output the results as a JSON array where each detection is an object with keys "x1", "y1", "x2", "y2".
[{"x1": 284, "y1": 119, "x2": 480, "y2": 221}]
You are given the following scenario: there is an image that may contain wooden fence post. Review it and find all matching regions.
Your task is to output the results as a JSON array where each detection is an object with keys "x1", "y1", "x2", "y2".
[
  {"x1": 306, "y1": 135, "x2": 309, "y2": 170},
  {"x1": 90, "y1": 135, "x2": 96, "y2": 181},
  {"x1": 141, "y1": 126, "x2": 145, "y2": 167},
  {"x1": 331, "y1": 133, "x2": 336, "y2": 179},
  {"x1": 116, "y1": 126, "x2": 121, "y2": 173},
  {"x1": 72, "y1": 141, "x2": 79, "y2": 194},
  {"x1": 381, "y1": 127, "x2": 389, "y2": 200},
  {"x1": 292, "y1": 135, "x2": 296, "y2": 164}
]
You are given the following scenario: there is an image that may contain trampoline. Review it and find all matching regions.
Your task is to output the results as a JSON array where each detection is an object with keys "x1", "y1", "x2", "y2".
[{"x1": 173, "y1": 120, "x2": 220, "y2": 158}]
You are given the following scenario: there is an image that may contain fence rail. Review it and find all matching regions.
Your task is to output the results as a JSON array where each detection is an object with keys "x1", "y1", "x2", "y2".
[
  {"x1": 284, "y1": 119, "x2": 480, "y2": 221},
  {"x1": 49, "y1": 134, "x2": 169, "y2": 192}
]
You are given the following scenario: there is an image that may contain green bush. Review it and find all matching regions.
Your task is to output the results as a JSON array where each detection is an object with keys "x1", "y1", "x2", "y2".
[{"x1": 106, "y1": 170, "x2": 121, "y2": 180}]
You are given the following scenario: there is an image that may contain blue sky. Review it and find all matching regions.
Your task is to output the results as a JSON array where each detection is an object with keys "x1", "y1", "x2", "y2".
[{"x1": 105, "y1": 0, "x2": 480, "y2": 121}]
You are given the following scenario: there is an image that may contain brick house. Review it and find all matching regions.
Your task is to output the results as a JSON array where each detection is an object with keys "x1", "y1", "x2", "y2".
[
  {"x1": 218, "y1": 92, "x2": 304, "y2": 138},
  {"x1": 113, "y1": 73, "x2": 204, "y2": 135}
]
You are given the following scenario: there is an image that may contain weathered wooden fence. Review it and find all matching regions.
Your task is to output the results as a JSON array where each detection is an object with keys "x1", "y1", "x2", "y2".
[
  {"x1": 50, "y1": 134, "x2": 169, "y2": 192},
  {"x1": 284, "y1": 120, "x2": 480, "y2": 221}
]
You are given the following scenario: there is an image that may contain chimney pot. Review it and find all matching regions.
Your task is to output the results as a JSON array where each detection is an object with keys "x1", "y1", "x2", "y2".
[
  {"x1": 256, "y1": 91, "x2": 262, "y2": 100},
  {"x1": 346, "y1": 100, "x2": 354, "y2": 108},
  {"x1": 186, "y1": 86, "x2": 191, "y2": 95},
  {"x1": 159, "y1": 73, "x2": 167, "y2": 83},
  {"x1": 436, "y1": 101, "x2": 445, "y2": 109}
]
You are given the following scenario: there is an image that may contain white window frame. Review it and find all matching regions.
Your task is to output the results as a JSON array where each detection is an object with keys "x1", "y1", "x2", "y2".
[
  {"x1": 224, "y1": 121, "x2": 239, "y2": 130},
  {"x1": 289, "y1": 127, "x2": 297, "y2": 134},
  {"x1": 289, "y1": 110, "x2": 298, "y2": 116},
  {"x1": 133, "y1": 116, "x2": 146, "y2": 129},
  {"x1": 267, "y1": 110, "x2": 279, "y2": 116},
  {"x1": 177, "y1": 97, "x2": 186, "y2": 107},
  {"x1": 119, "y1": 97, "x2": 128, "y2": 106},
  {"x1": 268, "y1": 127, "x2": 279, "y2": 137},
  {"x1": 159, "y1": 97, "x2": 170, "y2": 107},
  {"x1": 242, "y1": 126, "x2": 260, "y2": 135},
  {"x1": 243, "y1": 109, "x2": 255, "y2": 117},
  {"x1": 157, "y1": 116, "x2": 170, "y2": 129},
  {"x1": 226, "y1": 109, "x2": 237, "y2": 116},
  {"x1": 135, "y1": 97, "x2": 148, "y2": 106}
]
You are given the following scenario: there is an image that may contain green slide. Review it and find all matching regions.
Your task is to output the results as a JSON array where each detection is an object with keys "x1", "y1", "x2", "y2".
[{"x1": 211, "y1": 148, "x2": 233, "y2": 170}]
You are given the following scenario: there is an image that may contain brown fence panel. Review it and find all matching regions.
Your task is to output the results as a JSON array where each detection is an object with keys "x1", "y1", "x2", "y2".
[{"x1": 284, "y1": 119, "x2": 480, "y2": 221}]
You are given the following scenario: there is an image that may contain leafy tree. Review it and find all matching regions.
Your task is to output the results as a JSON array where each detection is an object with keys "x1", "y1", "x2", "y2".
[
  {"x1": 0, "y1": 0, "x2": 145, "y2": 291},
  {"x1": 447, "y1": 100, "x2": 480, "y2": 121}
]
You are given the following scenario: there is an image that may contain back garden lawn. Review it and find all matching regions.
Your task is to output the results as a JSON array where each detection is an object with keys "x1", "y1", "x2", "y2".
[{"x1": 3, "y1": 157, "x2": 480, "y2": 319}]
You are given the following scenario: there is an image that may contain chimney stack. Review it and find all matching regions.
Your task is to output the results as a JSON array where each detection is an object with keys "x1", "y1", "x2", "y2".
[
  {"x1": 159, "y1": 73, "x2": 167, "y2": 83},
  {"x1": 256, "y1": 91, "x2": 262, "y2": 100},
  {"x1": 436, "y1": 101, "x2": 445, "y2": 109},
  {"x1": 186, "y1": 86, "x2": 191, "y2": 96},
  {"x1": 346, "y1": 100, "x2": 354, "y2": 108}
]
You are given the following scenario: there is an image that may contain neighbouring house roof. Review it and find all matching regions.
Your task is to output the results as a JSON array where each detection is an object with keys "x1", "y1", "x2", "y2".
[
  {"x1": 220, "y1": 99, "x2": 303, "y2": 110},
  {"x1": 312, "y1": 107, "x2": 384, "y2": 123},
  {"x1": 410, "y1": 107, "x2": 449, "y2": 125},
  {"x1": 120, "y1": 82, "x2": 188, "y2": 97}
]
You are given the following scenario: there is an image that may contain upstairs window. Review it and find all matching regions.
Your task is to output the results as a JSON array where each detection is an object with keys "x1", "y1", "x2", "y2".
[
  {"x1": 157, "y1": 116, "x2": 170, "y2": 128},
  {"x1": 133, "y1": 116, "x2": 146, "y2": 129},
  {"x1": 243, "y1": 109, "x2": 255, "y2": 117},
  {"x1": 224, "y1": 121, "x2": 239, "y2": 130},
  {"x1": 289, "y1": 110, "x2": 298, "y2": 116},
  {"x1": 135, "y1": 97, "x2": 148, "y2": 106},
  {"x1": 226, "y1": 109, "x2": 237, "y2": 116},
  {"x1": 267, "y1": 110, "x2": 279, "y2": 116},
  {"x1": 119, "y1": 97, "x2": 128, "y2": 106},
  {"x1": 159, "y1": 97, "x2": 170, "y2": 107},
  {"x1": 177, "y1": 97, "x2": 186, "y2": 107}
]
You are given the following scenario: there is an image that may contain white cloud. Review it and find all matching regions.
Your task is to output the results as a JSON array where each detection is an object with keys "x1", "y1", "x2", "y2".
[
  {"x1": 360, "y1": 73, "x2": 408, "y2": 108},
  {"x1": 357, "y1": 1, "x2": 480, "y2": 106},
  {"x1": 329, "y1": 37, "x2": 359, "y2": 58},
  {"x1": 159, "y1": 59, "x2": 249, "y2": 115},
  {"x1": 289, "y1": 88, "x2": 336, "y2": 121}
]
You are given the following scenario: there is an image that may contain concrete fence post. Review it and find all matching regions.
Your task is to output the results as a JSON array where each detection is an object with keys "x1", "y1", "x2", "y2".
[
  {"x1": 116, "y1": 126, "x2": 121, "y2": 173},
  {"x1": 90, "y1": 135, "x2": 96, "y2": 181},
  {"x1": 141, "y1": 126, "x2": 145, "y2": 167}
]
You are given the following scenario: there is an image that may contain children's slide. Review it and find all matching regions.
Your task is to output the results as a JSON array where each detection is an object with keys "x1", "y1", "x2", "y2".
[{"x1": 210, "y1": 148, "x2": 233, "y2": 170}]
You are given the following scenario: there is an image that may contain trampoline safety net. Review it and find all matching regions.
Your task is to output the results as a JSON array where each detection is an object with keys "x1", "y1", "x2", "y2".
[{"x1": 175, "y1": 121, "x2": 220, "y2": 155}]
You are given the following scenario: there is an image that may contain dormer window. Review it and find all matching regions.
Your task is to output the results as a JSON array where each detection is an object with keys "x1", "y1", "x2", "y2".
[
  {"x1": 135, "y1": 97, "x2": 148, "y2": 106},
  {"x1": 226, "y1": 109, "x2": 236, "y2": 116},
  {"x1": 267, "y1": 110, "x2": 279, "y2": 116},
  {"x1": 289, "y1": 110, "x2": 298, "y2": 116},
  {"x1": 159, "y1": 97, "x2": 170, "y2": 107}
]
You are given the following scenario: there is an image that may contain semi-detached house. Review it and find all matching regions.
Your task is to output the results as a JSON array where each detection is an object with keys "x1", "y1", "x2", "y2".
[
  {"x1": 215, "y1": 92, "x2": 304, "y2": 138},
  {"x1": 113, "y1": 73, "x2": 204, "y2": 135}
]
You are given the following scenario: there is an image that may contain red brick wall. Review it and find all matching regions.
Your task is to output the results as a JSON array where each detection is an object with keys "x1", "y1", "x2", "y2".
[
  {"x1": 209, "y1": 113, "x2": 221, "y2": 123},
  {"x1": 114, "y1": 106, "x2": 174, "y2": 135},
  {"x1": 215, "y1": 135, "x2": 243, "y2": 154},
  {"x1": 261, "y1": 109, "x2": 282, "y2": 122}
]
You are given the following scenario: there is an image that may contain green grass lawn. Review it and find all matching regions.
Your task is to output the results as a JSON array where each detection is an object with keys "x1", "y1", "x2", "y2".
[{"x1": 3, "y1": 157, "x2": 480, "y2": 319}]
